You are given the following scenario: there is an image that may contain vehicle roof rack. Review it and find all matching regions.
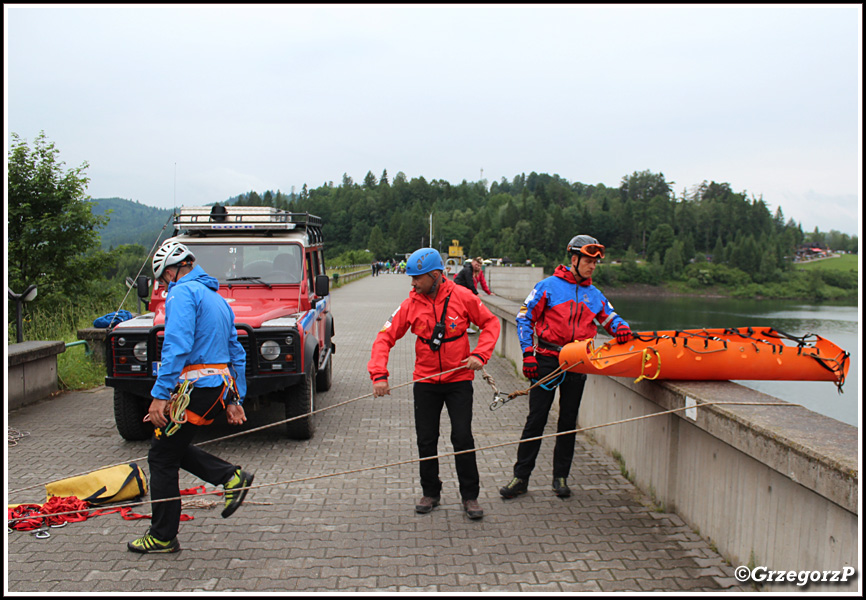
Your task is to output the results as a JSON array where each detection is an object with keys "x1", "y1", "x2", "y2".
[{"x1": 173, "y1": 206, "x2": 323, "y2": 243}]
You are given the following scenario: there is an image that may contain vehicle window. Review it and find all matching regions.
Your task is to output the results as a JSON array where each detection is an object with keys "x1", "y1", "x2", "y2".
[
  {"x1": 306, "y1": 251, "x2": 315, "y2": 289},
  {"x1": 189, "y1": 243, "x2": 303, "y2": 283}
]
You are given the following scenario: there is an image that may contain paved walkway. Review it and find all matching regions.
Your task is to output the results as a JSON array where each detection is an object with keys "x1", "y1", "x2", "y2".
[{"x1": 6, "y1": 273, "x2": 746, "y2": 593}]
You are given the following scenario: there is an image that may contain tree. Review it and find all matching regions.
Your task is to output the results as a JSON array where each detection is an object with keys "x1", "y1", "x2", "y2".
[
  {"x1": 363, "y1": 171, "x2": 378, "y2": 189},
  {"x1": 8, "y1": 131, "x2": 112, "y2": 308},
  {"x1": 367, "y1": 224, "x2": 388, "y2": 259},
  {"x1": 663, "y1": 240, "x2": 685, "y2": 278},
  {"x1": 647, "y1": 224, "x2": 675, "y2": 262}
]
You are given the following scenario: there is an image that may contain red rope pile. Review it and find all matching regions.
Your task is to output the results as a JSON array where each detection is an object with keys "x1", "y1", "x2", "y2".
[{"x1": 8, "y1": 487, "x2": 211, "y2": 532}]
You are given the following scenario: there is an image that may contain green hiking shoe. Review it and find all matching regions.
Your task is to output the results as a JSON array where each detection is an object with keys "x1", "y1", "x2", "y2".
[
  {"x1": 552, "y1": 477, "x2": 571, "y2": 498},
  {"x1": 222, "y1": 468, "x2": 254, "y2": 518},
  {"x1": 499, "y1": 477, "x2": 528, "y2": 499},
  {"x1": 127, "y1": 529, "x2": 180, "y2": 554}
]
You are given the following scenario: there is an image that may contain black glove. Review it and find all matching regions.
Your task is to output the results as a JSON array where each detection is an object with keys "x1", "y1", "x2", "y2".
[
  {"x1": 522, "y1": 351, "x2": 539, "y2": 380},
  {"x1": 616, "y1": 325, "x2": 632, "y2": 345}
]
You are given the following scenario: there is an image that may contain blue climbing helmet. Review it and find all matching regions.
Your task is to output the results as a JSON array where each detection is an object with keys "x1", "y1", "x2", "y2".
[{"x1": 405, "y1": 248, "x2": 445, "y2": 276}]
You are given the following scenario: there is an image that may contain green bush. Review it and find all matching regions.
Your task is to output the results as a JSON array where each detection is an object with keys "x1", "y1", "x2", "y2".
[{"x1": 8, "y1": 284, "x2": 132, "y2": 390}]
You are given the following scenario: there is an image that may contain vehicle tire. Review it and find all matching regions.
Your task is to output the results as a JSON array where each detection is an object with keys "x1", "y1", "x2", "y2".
[
  {"x1": 114, "y1": 390, "x2": 152, "y2": 441},
  {"x1": 285, "y1": 367, "x2": 315, "y2": 440},
  {"x1": 316, "y1": 352, "x2": 333, "y2": 392}
]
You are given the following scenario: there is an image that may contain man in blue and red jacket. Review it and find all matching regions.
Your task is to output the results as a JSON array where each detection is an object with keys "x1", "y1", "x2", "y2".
[{"x1": 500, "y1": 235, "x2": 632, "y2": 500}]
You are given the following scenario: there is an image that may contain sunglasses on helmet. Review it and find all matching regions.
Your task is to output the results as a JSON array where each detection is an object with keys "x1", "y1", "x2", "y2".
[{"x1": 577, "y1": 243, "x2": 605, "y2": 259}]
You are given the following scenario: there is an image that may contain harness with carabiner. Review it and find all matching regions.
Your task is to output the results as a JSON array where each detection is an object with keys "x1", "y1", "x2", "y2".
[{"x1": 164, "y1": 363, "x2": 239, "y2": 436}]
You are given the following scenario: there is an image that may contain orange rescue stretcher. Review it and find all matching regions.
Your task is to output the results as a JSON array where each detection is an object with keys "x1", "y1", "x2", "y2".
[{"x1": 558, "y1": 327, "x2": 850, "y2": 392}]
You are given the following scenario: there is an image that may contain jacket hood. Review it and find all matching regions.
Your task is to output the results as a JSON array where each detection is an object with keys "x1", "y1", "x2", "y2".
[
  {"x1": 169, "y1": 264, "x2": 220, "y2": 292},
  {"x1": 553, "y1": 264, "x2": 592, "y2": 286}
]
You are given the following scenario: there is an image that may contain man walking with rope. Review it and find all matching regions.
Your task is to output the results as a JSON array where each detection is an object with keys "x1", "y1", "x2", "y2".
[
  {"x1": 369, "y1": 248, "x2": 500, "y2": 519},
  {"x1": 500, "y1": 235, "x2": 632, "y2": 500},
  {"x1": 127, "y1": 240, "x2": 253, "y2": 554}
]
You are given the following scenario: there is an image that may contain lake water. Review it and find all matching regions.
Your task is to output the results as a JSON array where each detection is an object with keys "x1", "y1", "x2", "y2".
[{"x1": 604, "y1": 294, "x2": 860, "y2": 428}]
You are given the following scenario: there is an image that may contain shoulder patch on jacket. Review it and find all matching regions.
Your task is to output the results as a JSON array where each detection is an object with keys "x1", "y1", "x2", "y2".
[{"x1": 380, "y1": 306, "x2": 400, "y2": 332}]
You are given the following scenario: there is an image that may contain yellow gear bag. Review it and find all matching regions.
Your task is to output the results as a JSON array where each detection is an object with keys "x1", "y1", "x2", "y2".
[{"x1": 45, "y1": 462, "x2": 148, "y2": 505}]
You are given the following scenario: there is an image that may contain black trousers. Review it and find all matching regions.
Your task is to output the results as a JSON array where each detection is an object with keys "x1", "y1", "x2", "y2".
[
  {"x1": 513, "y1": 354, "x2": 587, "y2": 482},
  {"x1": 413, "y1": 381, "x2": 479, "y2": 501},
  {"x1": 148, "y1": 385, "x2": 237, "y2": 541}
]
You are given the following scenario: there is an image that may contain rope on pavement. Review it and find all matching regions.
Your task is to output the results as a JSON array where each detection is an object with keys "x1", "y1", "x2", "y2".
[
  {"x1": 7, "y1": 399, "x2": 802, "y2": 525},
  {"x1": 8, "y1": 364, "x2": 470, "y2": 498},
  {"x1": 8, "y1": 427, "x2": 30, "y2": 447}
]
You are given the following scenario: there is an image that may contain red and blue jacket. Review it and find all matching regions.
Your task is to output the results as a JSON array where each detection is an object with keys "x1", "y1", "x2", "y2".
[{"x1": 517, "y1": 265, "x2": 629, "y2": 357}]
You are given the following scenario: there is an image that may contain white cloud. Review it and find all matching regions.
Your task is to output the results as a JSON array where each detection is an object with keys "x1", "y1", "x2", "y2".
[{"x1": 5, "y1": 4, "x2": 861, "y2": 236}]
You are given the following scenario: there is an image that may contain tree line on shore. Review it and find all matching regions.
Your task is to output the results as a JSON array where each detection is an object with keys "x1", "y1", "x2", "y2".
[
  {"x1": 7, "y1": 131, "x2": 858, "y2": 330},
  {"x1": 231, "y1": 169, "x2": 857, "y2": 299}
]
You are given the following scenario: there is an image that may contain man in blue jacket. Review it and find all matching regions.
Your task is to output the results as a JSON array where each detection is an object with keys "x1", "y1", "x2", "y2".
[
  {"x1": 128, "y1": 241, "x2": 253, "y2": 554},
  {"x1": 500, "y1": 235, "x2": 632, "y2": 500}
]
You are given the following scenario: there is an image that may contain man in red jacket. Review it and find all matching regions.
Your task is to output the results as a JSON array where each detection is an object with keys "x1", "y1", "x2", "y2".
[{"x1": 369, "y1": 248, "x2": 501, "y2": 519}]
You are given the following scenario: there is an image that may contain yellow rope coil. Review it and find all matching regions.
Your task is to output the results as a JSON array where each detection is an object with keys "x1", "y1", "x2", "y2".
[{"x1": 165, "y1": 380, "x2": 194, "y2": 437}]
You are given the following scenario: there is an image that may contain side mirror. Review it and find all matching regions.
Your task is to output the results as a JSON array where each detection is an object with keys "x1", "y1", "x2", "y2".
[
  {"x1": 315, "y1": 274, "x2": 330, "y2": 297},
  {"x1": 136, "y1": 276, "x2": 151, "y2": 299}
]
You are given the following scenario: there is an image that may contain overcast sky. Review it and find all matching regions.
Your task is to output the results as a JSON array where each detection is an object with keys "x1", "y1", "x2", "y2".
[{"x1": 5, "y1": 4, "x2": 862, "y2": 236}]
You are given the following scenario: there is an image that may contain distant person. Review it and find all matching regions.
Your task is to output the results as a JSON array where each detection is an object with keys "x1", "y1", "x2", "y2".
[
  {"x1": 128, "y1": 241, "x2": 253, "y2": 554},
  {"x1": 500, "y1": 234, "x2": 632, "y2": 500},
  {"x1": 471, "y1": 257, "x2": 495, "y2": 296},
  {"x1": 453, "y1": 260, "x2": 480, "y2": 333},
  {"x1": 454, "y1": 259, "x2": 478, "y2": 294},
  {"x1": 368, "y1": 248, "x2": 501, "y2": 520}
]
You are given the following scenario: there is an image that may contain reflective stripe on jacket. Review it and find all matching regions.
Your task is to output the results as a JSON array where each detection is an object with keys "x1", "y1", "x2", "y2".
[
  {"x1": 516, "y1": 264, "x2": 628, "y2": 357},
  {"x1": 368, "y1": 278, "x2": 500, "y2": 383}
]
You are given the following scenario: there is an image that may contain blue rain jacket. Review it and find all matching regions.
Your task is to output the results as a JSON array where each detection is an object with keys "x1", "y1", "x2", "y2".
[{"x1": 150, "y1": 265, "x2": 247, "y2": 403}]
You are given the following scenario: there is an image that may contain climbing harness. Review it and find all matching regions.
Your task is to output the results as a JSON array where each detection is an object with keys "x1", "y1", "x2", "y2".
[{"x1": 162, "y1": 364, "x2": 239, "y2": 436}]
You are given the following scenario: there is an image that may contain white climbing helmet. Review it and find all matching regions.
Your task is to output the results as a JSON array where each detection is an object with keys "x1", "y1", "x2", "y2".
[{"x1": 152, "y1": 240, "x2": 195, "y2": 279}]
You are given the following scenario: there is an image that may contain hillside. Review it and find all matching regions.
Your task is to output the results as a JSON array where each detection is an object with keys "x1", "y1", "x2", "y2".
[{"x1": 90, "y1": 197, "x2": 176, "y2": 250}]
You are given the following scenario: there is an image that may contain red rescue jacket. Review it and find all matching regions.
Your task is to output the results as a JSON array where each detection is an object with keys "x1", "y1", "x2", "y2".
[{"x1": 368, "y1": 278, "x2": 501, "y2": 384}]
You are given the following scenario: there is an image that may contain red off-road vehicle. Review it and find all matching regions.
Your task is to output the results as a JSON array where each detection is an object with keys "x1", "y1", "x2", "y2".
[{"x1": 105, "y1": 205, "x2": 334, "y2": 441}]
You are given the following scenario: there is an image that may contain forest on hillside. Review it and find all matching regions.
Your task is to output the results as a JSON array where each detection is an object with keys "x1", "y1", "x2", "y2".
[{"x1": 231, "y1": 170, "x2": 857, "y2": 272}]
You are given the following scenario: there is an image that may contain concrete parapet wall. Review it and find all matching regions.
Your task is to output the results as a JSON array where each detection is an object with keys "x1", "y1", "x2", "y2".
[
  {"x1": 77, "y1": 328, "x2": 109, "y2": 364},
  {"x1": 480, "y1": 291, "x2": 858, "y2": 592},
  {"x1": 484, "y1": 266, "x2": 544, "y2": 302},
  {"x1": 7, "y1": 341, "x2": 66, "y2": 410}
]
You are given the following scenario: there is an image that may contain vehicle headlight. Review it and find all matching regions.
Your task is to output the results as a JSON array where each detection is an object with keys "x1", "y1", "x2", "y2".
[
  {"x1": 133, "y1": 342, "x2": 148, "y2": 362},
  {"x1": 260, "y1": 340, "x2": 281, "y2": 361}
]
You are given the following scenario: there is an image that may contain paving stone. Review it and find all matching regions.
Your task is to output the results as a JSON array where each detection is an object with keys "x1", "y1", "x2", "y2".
[{"x1": 5, "y1": 274, "x2": 746, "y2": 593}]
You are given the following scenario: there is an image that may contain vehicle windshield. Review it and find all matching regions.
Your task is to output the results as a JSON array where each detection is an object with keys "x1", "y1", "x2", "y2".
[{"x1": 186, "y1": 243, "x2": 303, "y2": 284}]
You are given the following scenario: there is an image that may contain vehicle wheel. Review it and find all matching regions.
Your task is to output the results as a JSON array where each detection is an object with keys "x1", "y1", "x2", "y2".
[
  {"x1": 285, "y1": 367, "x2": 315, "y2": 440},
  {"x1": 316, "y1": 352, "x2": 333, "y2": 392},
  {"x1": 114, "y1": 390, "x2": 152, "y2": 441}
]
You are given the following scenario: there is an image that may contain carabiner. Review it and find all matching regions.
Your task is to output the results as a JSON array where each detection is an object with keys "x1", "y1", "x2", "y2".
[
  {"x1": 32, "y1": 527, "x2": 51, "y2": 539},
  {"x1": 489, "y1": 393, "x2": 509, "y2": 411}
]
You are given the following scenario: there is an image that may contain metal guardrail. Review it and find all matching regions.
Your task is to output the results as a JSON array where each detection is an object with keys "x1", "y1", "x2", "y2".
[
  {"x1": 331, "y1": 269, "x2": 370, "y2": 286},
  {"x1": 64, "y1": 340, "x2": 91, "y2": 356}
]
